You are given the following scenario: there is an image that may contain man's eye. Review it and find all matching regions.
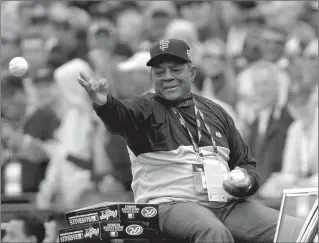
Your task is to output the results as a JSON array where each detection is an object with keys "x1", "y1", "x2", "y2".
[
  {"x1": 172, "y1": 69, "x2": 182, "y2": 72},
  {"x1": 155, "y1": 71, "x2": 164, "y2": 75}
]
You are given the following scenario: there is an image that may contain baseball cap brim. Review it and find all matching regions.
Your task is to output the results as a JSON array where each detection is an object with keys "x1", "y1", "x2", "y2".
[{"x1": 146, "y1": 53, "x2": 190, "y2": 66}]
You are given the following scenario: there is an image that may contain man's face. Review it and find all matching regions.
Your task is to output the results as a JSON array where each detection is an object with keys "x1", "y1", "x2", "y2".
[
  {"x1": 150, "y1": 12, "x2": 172, "y2": 40},
  {"x1": 2, "y1": 220, "x2": 36, "y2": 243},
  {"x1": 251, "y1": 68, "x2": 278, "y2": 109},
  {"x1": 260, "y1": 30, "x2": 286, "y2": 62},
  {"x1": 21, "y1": 37, "x2": 47, "y2": 76},
  {"x1": 87, "y1": 32, "x2": 114, "y2": 52},
  {"x1": 151, "y1": 61, "x2": 195, "y2": 101},
  {"x1": 201, "y1": 50, "x2": 225, "y2": 77},
  {"x1": 116, "y1": 10, "x2": 142, "y2": 44}
]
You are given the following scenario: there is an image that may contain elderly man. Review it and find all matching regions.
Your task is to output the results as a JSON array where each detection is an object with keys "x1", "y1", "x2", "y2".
[{"x1": 78, "y1": 39, "x2": 302, "y2": 242}]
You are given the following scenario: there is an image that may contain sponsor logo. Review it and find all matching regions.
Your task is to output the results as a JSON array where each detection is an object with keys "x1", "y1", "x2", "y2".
[
  {"x1": 159, "y1": 40, "x2": 169, "y2": 51},
  {"x1": 84, "y1": 227, "x2": 99, "y2": 238},
  {"x1": 100, "y1": 209, "x2": 117, "y2": 220},
  {"x1": 141, "y1": 207, "x2": 157, "y2": 218},
  {"x1": 69, "y1": 215, "x2": 98, "y2": 225},
  {"x1": 125, "y1": 224, "x2": 143, "y2": 236},
  {"x1": 60, "y1": 233, "x2": 83, "y2": 242},
  {"x1": 216, "y1": 132, "x2": 222, "y2": 138}
]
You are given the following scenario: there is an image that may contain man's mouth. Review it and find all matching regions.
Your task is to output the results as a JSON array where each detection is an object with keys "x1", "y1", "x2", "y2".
[{"x1": 164, "y1": 85, "x2": 179, "y2": 91}]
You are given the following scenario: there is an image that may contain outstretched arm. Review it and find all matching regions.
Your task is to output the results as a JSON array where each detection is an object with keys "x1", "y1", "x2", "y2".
[{"x1": 77, "y1": 72, "x2": 152, "y2": 136}]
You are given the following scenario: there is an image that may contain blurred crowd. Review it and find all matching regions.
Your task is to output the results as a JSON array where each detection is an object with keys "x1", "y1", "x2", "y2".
[{"x1": 1, "y1": 1, "x2": 318, "y2": 241}]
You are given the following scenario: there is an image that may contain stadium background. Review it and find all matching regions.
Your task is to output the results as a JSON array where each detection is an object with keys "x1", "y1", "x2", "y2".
[{"x1": 1, "y1": 1, "x2": 318, "y2": 242}]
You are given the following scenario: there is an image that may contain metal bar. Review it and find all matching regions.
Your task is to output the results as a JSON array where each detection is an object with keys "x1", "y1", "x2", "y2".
[
  {"x1": 283, "y1": 188, "x2": 318, "y2": 194},
  {"x1": 285, "y1": 192, "x2": 318, "y2": 197},
  {"x1": 274, "y1": 194, "x2": 287, "y2": 243},
  {"x1": 296, "y1": 199, "x2": 318, "y2": 242}
]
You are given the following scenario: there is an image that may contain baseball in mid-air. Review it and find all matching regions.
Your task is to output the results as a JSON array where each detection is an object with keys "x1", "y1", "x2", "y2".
[{"x1": 9, "y1": 57, "x2": 29, "y2": 77}]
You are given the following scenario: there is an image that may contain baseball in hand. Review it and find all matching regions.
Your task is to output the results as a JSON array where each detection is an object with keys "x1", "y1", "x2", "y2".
[
  {"x1": 9, "y1": 57, "x2": 29, "y2": 77},
  {"x1": 228, "y1": 170, "x2": 246, "y2": 183}
]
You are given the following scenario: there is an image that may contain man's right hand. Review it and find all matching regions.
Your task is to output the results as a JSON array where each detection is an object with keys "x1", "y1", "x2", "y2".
[{"x1": 77, "y1": 72, "x2": 109, "y2": 106}]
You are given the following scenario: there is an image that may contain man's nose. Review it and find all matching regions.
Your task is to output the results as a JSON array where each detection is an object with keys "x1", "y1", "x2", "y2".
[{"x1": 163, "y1": 69, "x2": 174, "y2": 81}]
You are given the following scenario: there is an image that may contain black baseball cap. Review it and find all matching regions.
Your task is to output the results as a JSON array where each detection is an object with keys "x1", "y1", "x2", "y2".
[{"x1": 146, "y1": 39, "x2": 193, "y2": 66}]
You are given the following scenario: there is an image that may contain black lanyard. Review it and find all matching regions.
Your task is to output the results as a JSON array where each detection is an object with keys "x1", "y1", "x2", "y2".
[{"x1": 171, "y1": 100, "x2": 218, "y2": 157}]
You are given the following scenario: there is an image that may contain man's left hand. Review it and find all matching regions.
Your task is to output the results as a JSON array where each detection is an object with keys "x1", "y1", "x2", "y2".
[{"x1": 222, "y1": 167, "x2": 252, "y2": 197}]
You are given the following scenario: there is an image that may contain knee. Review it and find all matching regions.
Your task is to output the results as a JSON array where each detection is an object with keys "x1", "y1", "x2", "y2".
[{"x1": 193, "y1": 223, "x2": 234, "y2": 242}]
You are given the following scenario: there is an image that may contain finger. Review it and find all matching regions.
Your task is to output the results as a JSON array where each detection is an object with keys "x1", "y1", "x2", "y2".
[
  {"x1": 80, "y1": 72, "x2": 93, "y2": 83},
  {"x1": 77, "y1": 77, "x2": 90, "y2": 90}
]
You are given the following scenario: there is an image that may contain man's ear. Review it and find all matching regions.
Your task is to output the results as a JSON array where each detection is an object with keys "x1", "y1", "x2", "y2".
[{"x1": 190, "y1": 64, "x2": 197, "y2": 82}]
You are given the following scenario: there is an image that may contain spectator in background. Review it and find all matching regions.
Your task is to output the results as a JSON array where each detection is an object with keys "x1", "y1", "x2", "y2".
[
  {"x1": 1, "y1": 72, "x2": 60, "y2": 193},
  {"x1": 117, "y1": 51, "x2": 152, "y2": 97},
  {"x1": 303, "y1": 1, "x2": 318, "y2": 34},
  {"x1": 31, "y1": 68, "x2": 59, "y2": 109},
  {"x1": 46, "y1": 2, "x2": 78, "y2": 63},
  {"x1": 260, "y1": 67, "x2": 318, "y2": 201},
  {"x1": 282, "y1": 84, "x2": 318, "y2": 188},
  {"x1": 114, "y1": 3, "x2": 143, "y2": 55},
  {"x1": 1, "y1": 31, "x2": 21, "y2": 69},
  {"x1": 194, "y1": 38, "x2": 237, "y2": 109},
  {"x1": 36, "y1": 59, "x2": 129, "y2": 211},
  {"x1": 20, "y1": 32, "x2": 47, "y2": 78},
  {"x1": 164, "y1": 18, "x2": 203, "y2": 65},
  {"x1": 26, "y1": 4, "x2": 50, "y2": 38},
  {"x1": 241, "y1": 61, "x2": 293, "y2": 188},
  {"x1": 87, "y1": 20, "x2": 118, "y2": 90},
  {"x1": 259, "y1": 25, "x2": 287, "y2": 66},
  {"x1": 143, "y1": 1, "x2": 178, "y2": 45},
  {"x1": 36, "y1": 59, "x2": 97, "y2": 211},
  {"x1": 284, "y1": 22, "x2": 317, "y2": 70},
  {"x1": 2, "y1": 214, "x2": 45, "y2": 243},
  {"x1": 177, "y1": 1, "x2": 226, "y2": 41},
  {"x1": 258, "y1": 1, "x2": 305, "y2": 32},
  {"x1": 192, "y1": 38, "x2": 242, "y2": 132},
  {"x1": 225, "y1": 2, "x2": 264, "y2": 74}
]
